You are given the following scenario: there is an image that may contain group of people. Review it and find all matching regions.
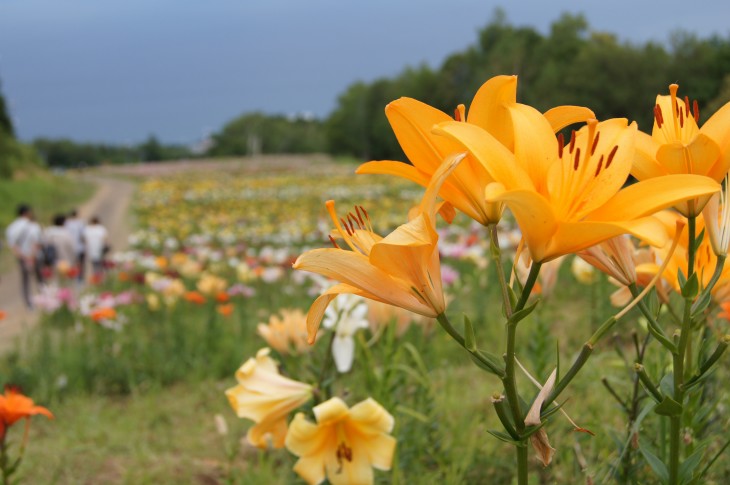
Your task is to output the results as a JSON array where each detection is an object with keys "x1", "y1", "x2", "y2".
[{"x1": 5, "y1": 204, "x2": 109, "y2": 309}]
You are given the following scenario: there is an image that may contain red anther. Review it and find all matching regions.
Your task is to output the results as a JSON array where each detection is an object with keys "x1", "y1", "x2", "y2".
[
  {"x1": 684, "y1": 96, "x2": 691, "y2": 117},
  {"x1": 360, "y1": 206, "x2": 370, "y2": 221},
  {"x1": 573, "y1": 148, "x2": 581, "y2": 171},
  {"x1": 590, "y1": 131, "x2": 601, "y2": 156},
  {"x1": 355, "y1": 206, "x2": 365, "y2": 226},
  {"x1": 454, "y1": 108, "x2": 461, "y2": 122},
  {"x1": 654, "y1": 104, "x2": 664, "y2": 127},
  {"x1": 679, "y1": 108, "x2": 685, "y2": 128},
  {"x1": 594, "y1": 155, "x2": 604, "y2": 177},
  {"x1": 569, "y1": 130, "x2": 576, "y2": 153},
  {"x1": 348, "y1": 212, "x2": 359, "y2": 230},
  {"x1": 606, "y1": 146, "x2": 619, "y2": 168},
  {"x1": 693, "y1": 100, "x2": 700, "y2": 123},
  {"x1": 557, "y1": 132, "x2": 565, "y2": 158},
  {"x1": 340, "y1": 218, "x2": 353, "y2": 236},
  {"x1": 328, "y1": 235, "x2": 340, "y2": 249}
]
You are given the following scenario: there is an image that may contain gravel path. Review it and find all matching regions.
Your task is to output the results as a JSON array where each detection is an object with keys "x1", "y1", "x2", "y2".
[{"x1": 0, "y1": 175, "x2": 135, "y2": 350}]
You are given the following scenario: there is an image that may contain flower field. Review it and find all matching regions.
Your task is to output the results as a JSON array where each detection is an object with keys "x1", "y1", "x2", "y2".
[{"x1": 5, "y1": 78, "x2": 730, "y2": 484}]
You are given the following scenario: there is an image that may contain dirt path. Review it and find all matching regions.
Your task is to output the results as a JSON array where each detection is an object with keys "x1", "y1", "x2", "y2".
[{"x1": 0, "y1": 175, "x2": 135, "y2": 349}]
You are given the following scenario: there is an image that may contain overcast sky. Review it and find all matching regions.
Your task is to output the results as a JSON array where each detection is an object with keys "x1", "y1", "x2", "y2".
[{"x1": 1, "y1": 0, "x2": 730, "y2": 144}]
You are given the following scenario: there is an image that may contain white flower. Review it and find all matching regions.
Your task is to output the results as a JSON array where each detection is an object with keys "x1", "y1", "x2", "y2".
[{"x1": 322, "y1": 294, "x2": 369, "y2": 373}]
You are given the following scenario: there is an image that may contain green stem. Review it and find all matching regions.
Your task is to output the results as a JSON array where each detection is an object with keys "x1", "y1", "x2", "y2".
[
  {"x1": 436, "y1": 313, "x2": 465, "y2": 347},
  {"x1": 669, "y1": 215, "x2": 696, "y2": 485},
  {"x1": 543, "y1": 343, "x2": 593, "y2": 409},
  {"x1": 488, "y1": 224, "x2": 513, "y2": 317},
  {"x1": 515, "y1": 262, "x2": 542, "y2": 312},
  {"x1": 516, "y1": 444, "x2": 529, "y2": 485}
]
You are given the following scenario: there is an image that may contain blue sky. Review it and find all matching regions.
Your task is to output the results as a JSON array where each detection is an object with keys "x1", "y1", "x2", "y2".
[{"x1": 1, "y1": 0, "x2": 729, "y2": 144}]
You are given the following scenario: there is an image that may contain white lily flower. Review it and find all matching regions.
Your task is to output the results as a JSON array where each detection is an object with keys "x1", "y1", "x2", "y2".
[{"x1": 322, "y1": 294, "x2": 369, "y2": 373}]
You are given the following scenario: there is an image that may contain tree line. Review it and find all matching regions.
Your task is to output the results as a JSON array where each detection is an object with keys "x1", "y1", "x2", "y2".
[{"x1": 3, "y1": 11, "x2": 730, "y2": 170}]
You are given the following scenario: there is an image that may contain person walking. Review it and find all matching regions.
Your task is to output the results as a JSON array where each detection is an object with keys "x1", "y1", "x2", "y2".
[
  {"x1": 42, "y1": 214, "x2": 76, "y2": 282},
  {"x1": 5, "y1": 204, "x2": 42, "y2": 309},
  {"x1": 83, "y1": 216, "x2": 109, "y2": 280},
  {"x1": 65, "y1": 209, "x2": 86, "y2": 281}
]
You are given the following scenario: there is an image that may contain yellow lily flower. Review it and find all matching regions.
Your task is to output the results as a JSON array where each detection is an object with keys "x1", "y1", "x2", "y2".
[
  {"x1": 285, "y1": 397, "x2": 396, "y2": 485},
  {"x1": 225, "y1": 348, "x2": 312, "y2": 449},
  {"x1": 294, "y1": 153, "x2": 463, "y2": 342},
  {"x1": 436, "y1": 113, "x2": 721, "y2": 262},
  {"x1": 357, "y1": 75, "x2": 594, "y2": 225},
  {"x1": 633, "y1": 84, "x2": 730, "y2": 216}
]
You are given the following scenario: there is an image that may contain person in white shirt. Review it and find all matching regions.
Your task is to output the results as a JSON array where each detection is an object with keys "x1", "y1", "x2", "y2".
[
  {"x1": 83, "y1": 216, "x2": 109, "y2": 277},
  {"x1": 5, "y1": 204, "x2": 42, "y2": 308},
  {"x1": 64, "y1": 209, "x2": 86, "y2": 281},
  {"x1": 42, "y1": 214, "x2": 76, "y2": 282}
]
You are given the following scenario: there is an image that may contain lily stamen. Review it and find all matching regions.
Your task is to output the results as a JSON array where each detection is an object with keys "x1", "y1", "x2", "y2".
[
  {"x1": 590, "y1": 131, "x2": 600, "y2": 156},
  {"x1": 573, "y1": 148, "x2": 581, "y2": 170},
  {"x1": 605, "y1": 145, "x2": 618, "y2": 168},
  {"x1": 654, "y1": 104, "x2": 664, "y2": 128},
  {"x1": 569, "y1": 130, "x2": 576, "y2": 153},
  {"x1": 557, "y1": 132, "x2": 565, "y2": 158},
  {"x1": 693, "y1": 99, "x2": 700, "y2": 122}
]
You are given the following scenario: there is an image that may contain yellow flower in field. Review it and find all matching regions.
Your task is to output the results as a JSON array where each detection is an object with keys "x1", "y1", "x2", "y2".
[
  {"x1": 196, "y1": 273, "x2": 227, "y2": 296},
  {"x1": 633, "y1": 84, "x2": 730, "y2": 216},
  {"x1": 357, "y1": 75, "x2": 594, "y2": 225},
  {"x1": 225, "y1": 348, "x2": 312, "y2": 449},
  {"x1": 257, "y1": 309, "x2": 311, "y2": 355},
  {"x1": 436, "y1": 114, "x2": 721, "y2": 262},
  {"x1": 285, "y1": 397, "x2": 396, "y2": 485},
  {"x1": 294, "y1": 153, "x2": 463, "y2": 342}
]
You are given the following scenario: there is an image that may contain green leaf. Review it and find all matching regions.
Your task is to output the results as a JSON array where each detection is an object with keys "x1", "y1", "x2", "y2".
[
  {"x1": 469, "y1": 349, "x2": 506, "y2": 378},
  {"x1": 395, "y1": 405, "x2": 429, "y2": 423},
  {"x1": 654, "y1": 396, "x2": 682, "y2": 417},
  {"x1": 639, "y1": 442, "x2": 669, "y2": 483},
  {"x1": 463, "y1": 315, "x2": 477, "y2": 352},
  {"x1": 677, "y1": 268, "x2": 687, "y2": 288},
  {"x1": 694, "y1": 228, "x2": 706, "y2": 252},
  {"x1": 508, "y1": 300, "x2": 538, "y2": 325},
  {"x1": 660, "y1": 373, "x2": 674, "y2": 397},
  {"x1": 690, "y1": 289, "x2": 712, "y2": 319},
  {"x1": 679, "y1": 446, "x2": 705, "y2": 484},
  {"x1": 487, "y1": 429, "x2": 523, "y2": 445},
  {"x1": 681, "y1": 272, "x2": 699, "y2": 299}
]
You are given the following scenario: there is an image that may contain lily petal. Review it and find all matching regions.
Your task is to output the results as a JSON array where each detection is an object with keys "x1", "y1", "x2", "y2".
[
  {"x1": 543, "y1": 106, "x2": 595, "y2": 132},
  {"x1": 466, "y1": 75, "x2": 518, "y2": 148},
  {"x1": 434, "y1": 121, "x2": 533, "y2": 190},
  {"x1": 586, "y1": 174, "x2": 720, "y2": 222}
]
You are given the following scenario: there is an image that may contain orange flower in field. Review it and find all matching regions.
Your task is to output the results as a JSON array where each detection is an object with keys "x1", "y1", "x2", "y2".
[
  {"x1": 118, "y1": 271, "x2": 130, "y2": 282},
  {"x1": 0, "y1": 311, "x2": 5, "y2": 321},
  {"x1": 0, "y1": 387, "x2": 53, "y2": 440},
  {"x1": 90, "y1": 307, "x2": 116, "y2": 322},
  {"x1": 215, "y1": 292, "x2": 230, "y2": 303},
  {"x1": 184, "y1": 291, "x2": 206, "y2": 304},
  {"x1": 217, "y1": 304, "x2": 234, "y2": 317},
  {"x1": 718, "y1": 302, "x2": 730, "y2": 320}
]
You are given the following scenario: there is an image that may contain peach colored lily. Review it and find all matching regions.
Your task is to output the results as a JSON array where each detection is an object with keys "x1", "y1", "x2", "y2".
[
  {"x1": 285, "y1": 397, "x2": 396, "y2": 485},
  {"x1": 294, "y1": 153, "x2": 464, "y2": 342},
  {"x1": 357, "y1": 75, "x2": 594, "y2": 225},
  {"x1": 225, "y1": 348, "x2": 312, "y2": 449}
]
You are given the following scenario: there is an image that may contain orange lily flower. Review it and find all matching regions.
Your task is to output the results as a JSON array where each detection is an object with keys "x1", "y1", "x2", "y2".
[
  {"x1": 0, "y1": 387, "x2": 53, "y2": 440},
  {"x1": 633, "y1": 84, "x2": 730, "y2": 216},
  {"x1": 436, "y1": 112, "x2": 721, "y2": 262},
  {"x1": 183, "y1": 291, "x2": 206, "y2": 305},
  {"x1": 217, "y1": 303, "x2": 234, "y2": 317},
  {"x1": 90, "y1": 307, "x2": 117, "y2": 322},
  {"x1": 357, "y1": 75, "x2": 593, "y2": 225},
  {"x1": 294, "y1": 153, "x2": 463, "y2": 342}
]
